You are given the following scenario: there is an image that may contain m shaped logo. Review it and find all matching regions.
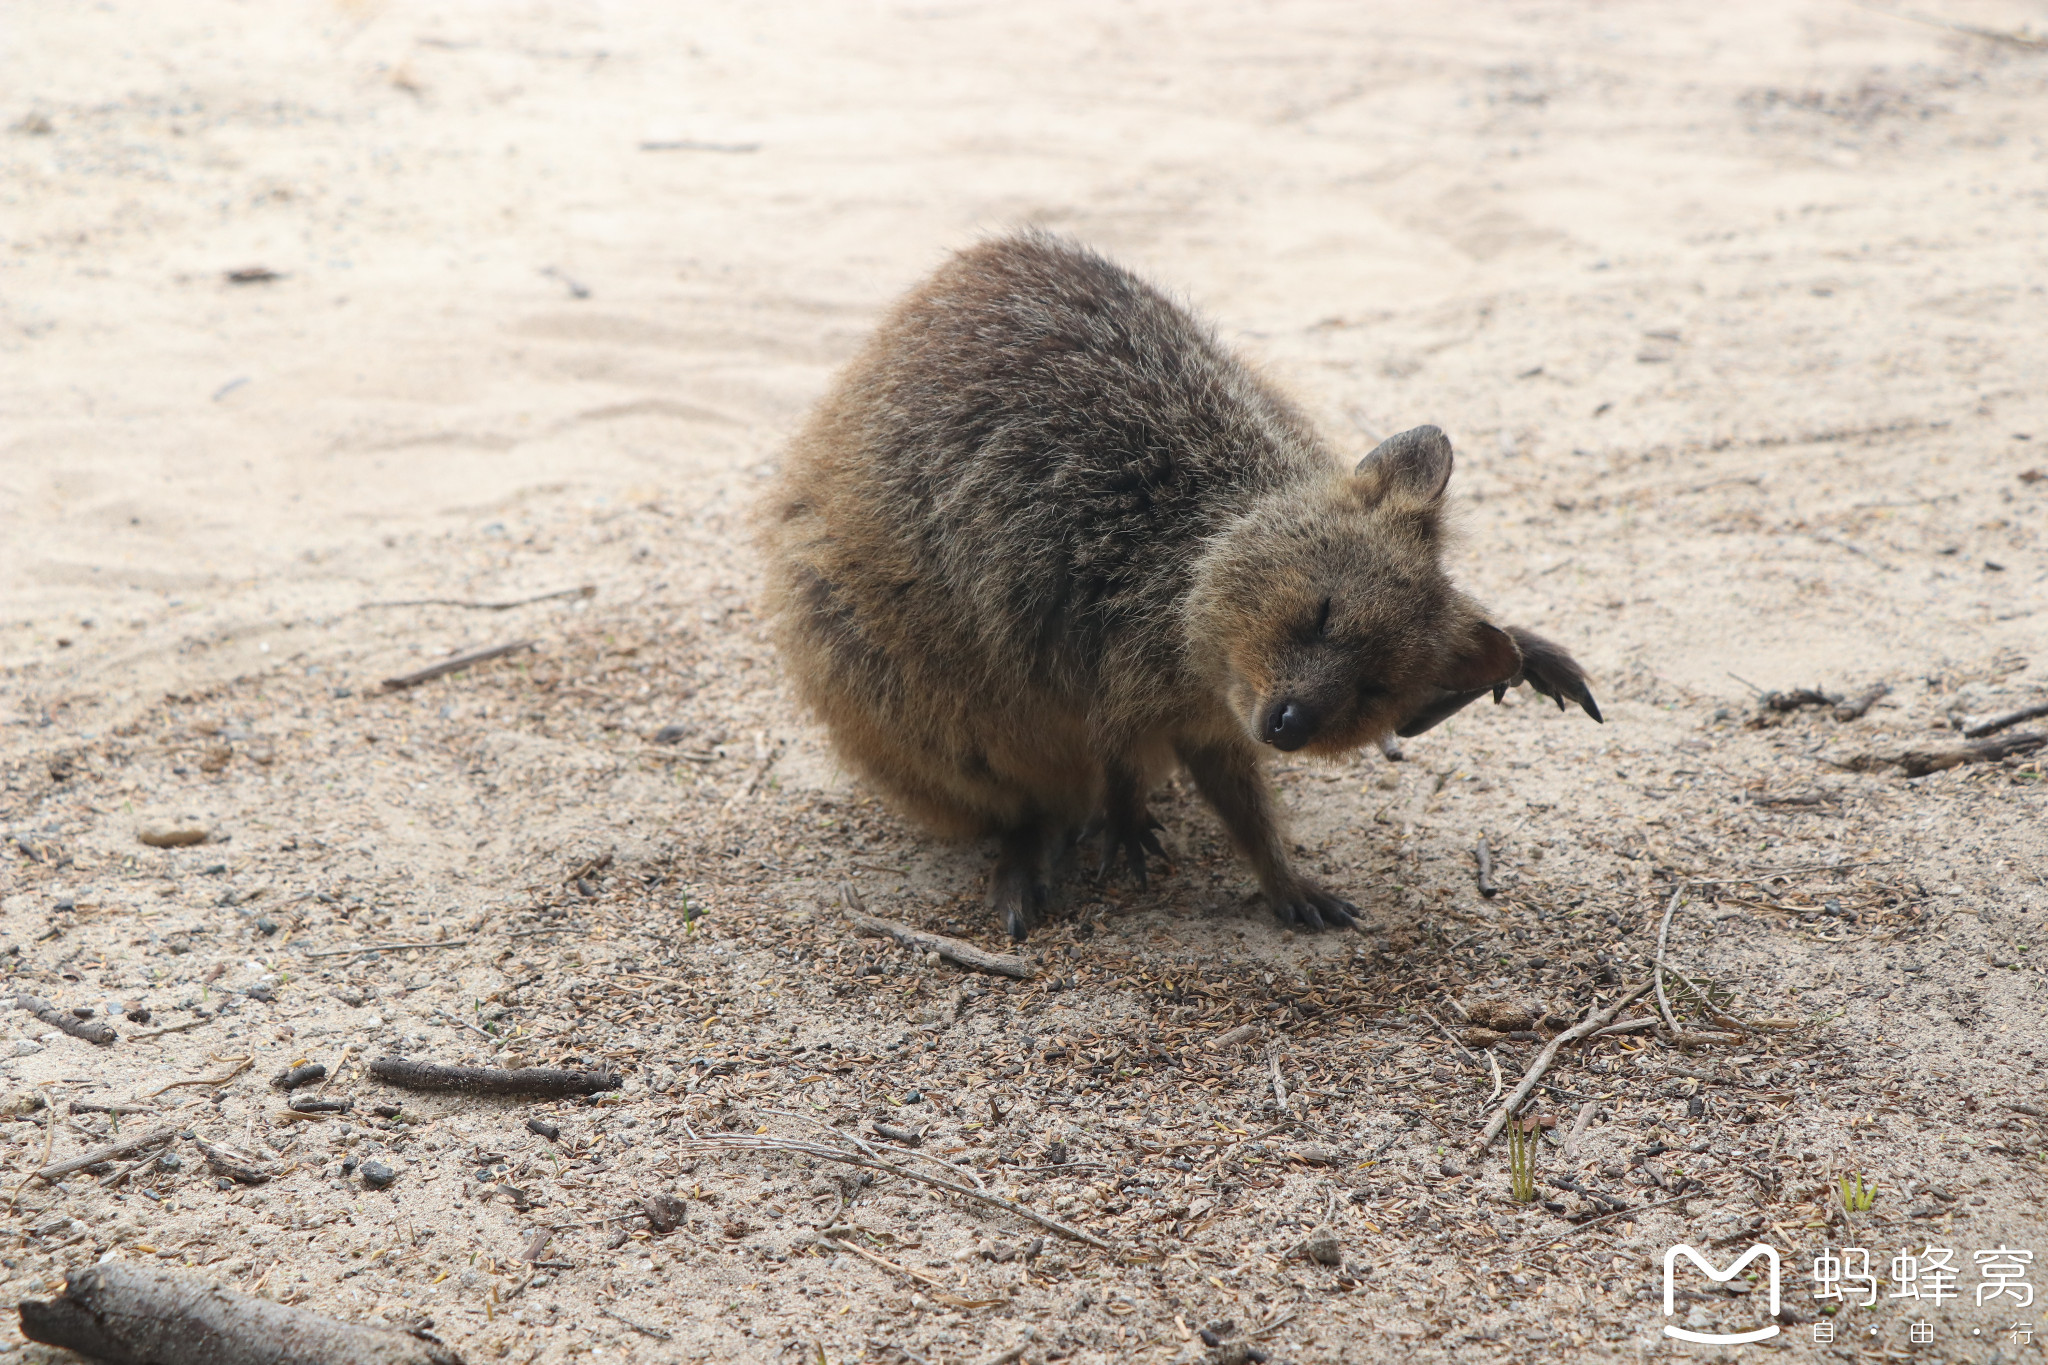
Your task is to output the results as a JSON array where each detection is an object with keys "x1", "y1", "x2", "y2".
[{"x1": 1663, "y1": 1244, "x2": 1782, "y2": 1344}]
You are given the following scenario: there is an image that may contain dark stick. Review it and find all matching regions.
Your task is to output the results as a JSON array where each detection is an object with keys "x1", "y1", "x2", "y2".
[
  {"x1": 1475, "y1": 839, "x2": 1499, "y2": 898},
  {"x1": 1893, "y1": 731, "x2": 2046, "y2": 777},
  {"x1": 19, "y1": 1263, "x2": 464, "y2": 1365},
  {"x1": 368, "y1": 1056, "x2": 623, "y2": 1097},
  {"x1": 33, "y1": 1128, "x2": 177, "y2": 1184},
  {"x1": 360, "y1": 585, "x2": 593, "y2": 612},
  {"x1": 1965, "y1": 701, "x2": 2048, "y2": 739},
  {"x1": 1833, "y1": 682, "x2": 1890, "y2": 722},
  {"x1": 302, "y1": 938, "x2": 472, "y2": 959},
  {"x1": 598, "y1": 1305, "x2": 674, "y2": 1341},
  {"x1": 380, "y1": 641, "x2": 534, "y2": 692},
  {"x1": 839, "y1": 884, "x2": 1036, "y2": 979},
  {"x1": 14, "y1": 995, "x2": 117, "y2": 1046}
]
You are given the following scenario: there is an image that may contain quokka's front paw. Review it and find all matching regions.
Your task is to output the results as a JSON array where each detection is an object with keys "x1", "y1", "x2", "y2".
[{"x1": 1267, "y1": 880, "x2": 1358, "y2": 932}]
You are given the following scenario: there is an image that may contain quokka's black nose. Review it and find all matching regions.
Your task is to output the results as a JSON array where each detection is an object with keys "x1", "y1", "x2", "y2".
[{"x1": 1263, "y1": 700, "x2": 1314, "y2": 750}]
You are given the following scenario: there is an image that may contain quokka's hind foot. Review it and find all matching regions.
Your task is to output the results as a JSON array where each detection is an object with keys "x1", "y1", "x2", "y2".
[{"x1": 989, "y1": 823, "x2": 1052, "y2": 942}]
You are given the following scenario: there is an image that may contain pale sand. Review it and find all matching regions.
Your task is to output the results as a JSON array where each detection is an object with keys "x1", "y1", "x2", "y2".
[{"x1": 3, "y1": 3, "x2": 2046, "y2": 1361}]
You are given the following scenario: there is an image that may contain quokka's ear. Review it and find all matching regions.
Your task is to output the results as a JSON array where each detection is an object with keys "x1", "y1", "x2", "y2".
[
  {"x1": 1354, "y1": 425, "x2": 1454, "y2": 505},
  {"x1": 1436, "y1": 621, "x2": 1521, "y2": 692}
]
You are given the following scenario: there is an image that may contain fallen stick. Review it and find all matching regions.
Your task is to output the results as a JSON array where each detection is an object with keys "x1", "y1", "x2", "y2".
[
  {"x1": 1474, "y1": 838, "x2": 1499, "y2": 898},
  {"x1": 1653, "y1": 887, "x2": 1686, "y2": 1035},
  {"x1": 368, "y1": 1056, "x2": 622, "y2": 1097},
  {"x1": 822, "y1": 1236, "x2": 1004, "y2": 1309},
  {"x1": 380, "y1": 640, "x2": 534, "y2": 692},
  {"x1": 14, "y1": 996, "x2": 117, "y2": 1046},
  {"x1": 129, "y1": 1017, "x2": 209, "y2": 1043},
  {"x1": 1474, "y1": 980, "x2": 1655, "y2": 1152},
  {"x1": 33, "y1": 1127, "x2": 177, "y2": 1184},
  {"x1": 1889, "y1": 731, "x2": 2045, "y2": 777},
  {"x1": 361, "y1": 585, "x2": 593, "y2": 612},
  {"x1": 839, "y1": 884, "x2": 1035, "y2": 980},
  {"x1": 18, "y1": 1263, "x2": 464, "y2": 1364},
  {"x1": 302, "y1": 938, "x2": 473, "y2": 959},
  {"x1": 140, "y1": 1055, "x2": 253, "y2": 1099},
  {"x1": 823, "y1": 1234, "x2": 949, "y2": 1289},
  {"x1": 1833, "y1": 683, "x2": 1890, "y2": 722},
  {"x1": 1561, "y1": 1099, "x2": 1597, "y2": 1160},
  {"x1": 681, "y1": 1132, "x2": 1113, "y2": 1249},
  {"x1": 1964, "y1": 702, "x2": 2048, "y2": 739},
  {"x1": 598, "y1": 1304, "x2": 673, "y2": 1341}
]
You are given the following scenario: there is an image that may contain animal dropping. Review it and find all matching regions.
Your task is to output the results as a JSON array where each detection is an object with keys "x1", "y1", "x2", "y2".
[{"x1": 761, "y1": 232, "x2": 1599, "y2": 940}]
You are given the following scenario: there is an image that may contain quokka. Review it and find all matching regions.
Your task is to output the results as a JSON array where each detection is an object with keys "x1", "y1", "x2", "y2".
[{"x1": 761, "y1": 232, "x2": 1599, "y2": 940}]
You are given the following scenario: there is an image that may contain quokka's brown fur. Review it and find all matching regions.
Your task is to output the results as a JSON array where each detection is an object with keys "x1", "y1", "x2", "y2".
[{"x1": 760, "y1": 231, "x2": 1599, "y2": 940}]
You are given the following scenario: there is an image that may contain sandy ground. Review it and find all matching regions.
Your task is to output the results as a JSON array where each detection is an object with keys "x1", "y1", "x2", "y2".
[{"x1": 5, "y1": 2, "x2": 2048, "y2": 1362}]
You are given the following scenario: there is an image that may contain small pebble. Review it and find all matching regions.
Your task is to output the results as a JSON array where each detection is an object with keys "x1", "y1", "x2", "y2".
[
  {"x1": 1302, "y1": 1229, "x2": 1342, "y2": 1266},
  {"x1": 652, "y1": 725, "x2": 689, "y2": 745},
  {"x1": 643, "y1": 1193, "x2": 689, "y2": 1233},
  {"x1": 902, "y1": 1090, "x2": 923, "y2": 1104},
  {"x1": 245, "y1": 983, "x2": 275, "y2": 1003},
  {"x1": 52, "y1": 898, "x2": 75, "y2": 913},
  {"x1": 138, "y1": 824, "x2": 209, "y2": 848},
  {"x1": 255, "y1": 918, "x2": 278, "y2": 936},
  {"x1": 155, "y1": 1151, "x2": 182, "y2": 1173},
  {"x1": 360, "y1": 1160, "x2": 397, "y2": 1189}
]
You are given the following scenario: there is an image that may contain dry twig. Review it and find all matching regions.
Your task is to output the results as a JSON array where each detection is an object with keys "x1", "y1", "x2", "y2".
[
  {"x1": 1964, "y1": 702, "x2": 2048, "y2": 739},
  {"x1": 362, "y1": 585, "x2": 593, "y2": 612},
  {"x1": 33, "y1": 1127, "x2": 177, "y2": 1184},
  {"x1": 140, "y1": 1055, "x2": 253, "y2": 1099},
  {"x1": 1476, "y1": 981, "x2": 1655, "y2": 1151},
  {"x1": 839, "y1": 885, "x2": 1035, "y2": 979},
  {"x1": 381, "y1": 640, "x2": 534, "y2": 692},
  {"x1": 680, "y1": 1132, "x2": 1113, "y2": 1249},
  {"x1": 19, "y1": 1263, "x2": 461, "y2": 1364}
]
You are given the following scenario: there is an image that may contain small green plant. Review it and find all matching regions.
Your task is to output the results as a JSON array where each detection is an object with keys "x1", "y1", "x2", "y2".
[
  {"x1": 1840, "y1": 1172, "x2": 1876, "y2": 1212},
  {"x1": 1507, "y1": 1111, "x2": 1540, "y2": 1203}
]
